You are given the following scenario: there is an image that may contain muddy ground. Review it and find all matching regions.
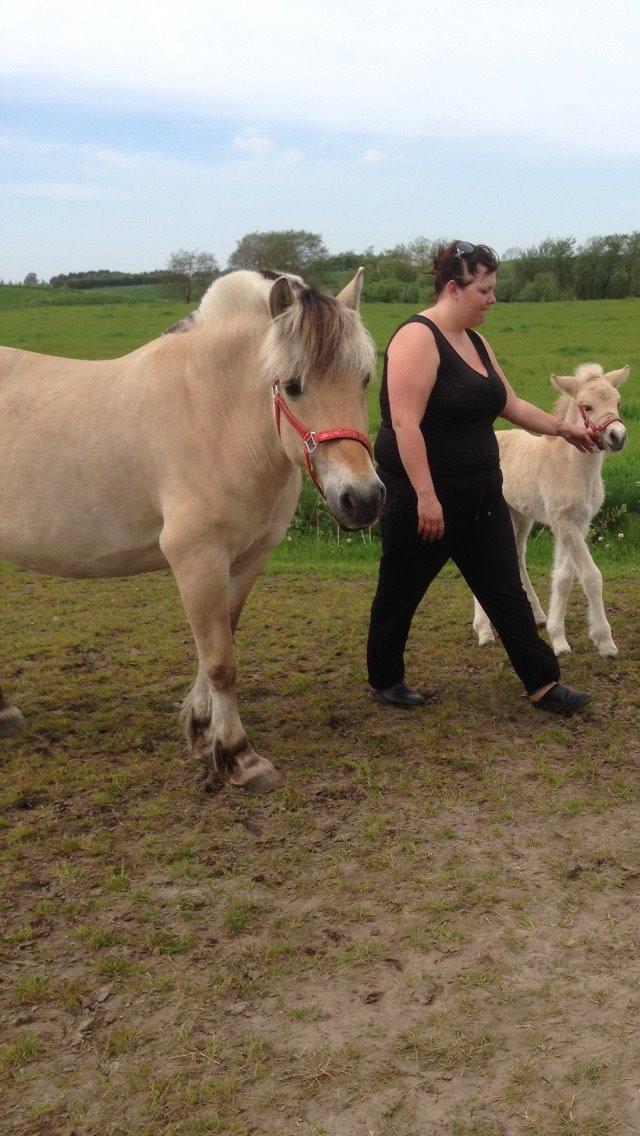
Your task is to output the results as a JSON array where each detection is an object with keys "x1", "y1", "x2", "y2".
[{"x1": 1, "y1": 564, "x2": 639, "y2": 1135}]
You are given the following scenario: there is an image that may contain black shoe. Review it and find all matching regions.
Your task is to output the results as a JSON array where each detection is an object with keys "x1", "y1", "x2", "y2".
[
  {"x1": 371, "y1": 681, "x2": 426, "y2": 708},
  {"x1": 533, "y1": 682, "x2": 591, "y2": 717}
]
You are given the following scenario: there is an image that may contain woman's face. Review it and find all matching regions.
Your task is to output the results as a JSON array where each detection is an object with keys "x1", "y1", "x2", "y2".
[{"x1": 456, "y1": 268, "x2": 497, "y2": 326}]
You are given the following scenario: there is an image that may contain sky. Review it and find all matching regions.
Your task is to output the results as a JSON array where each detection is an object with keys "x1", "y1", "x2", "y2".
[{"x1": 2, "y1": 0, "x2": 639, "y2": 281}]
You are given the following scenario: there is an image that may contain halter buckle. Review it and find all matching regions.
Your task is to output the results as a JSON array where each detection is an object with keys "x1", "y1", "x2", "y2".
[{"x1": 304, "y1": 432, "x2": 319, "y2": 456}]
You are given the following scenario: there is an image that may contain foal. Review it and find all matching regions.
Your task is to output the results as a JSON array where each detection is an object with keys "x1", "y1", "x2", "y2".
[{"x1": 473, "y1": 363, "x2": 629, "y2": 657}]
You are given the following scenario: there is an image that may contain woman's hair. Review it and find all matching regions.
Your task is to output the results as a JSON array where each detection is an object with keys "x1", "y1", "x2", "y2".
[{"x1": 432, "y1": 242, "x2": 499, "y2": 295}]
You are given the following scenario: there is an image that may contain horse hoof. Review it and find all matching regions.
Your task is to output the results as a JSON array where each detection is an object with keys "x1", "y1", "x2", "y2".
[
  {"x1": 478, "y1": 634, "x2": 495, "y2": 647},
  {"x1": 598, "y1": 643, "x2": 618, "y2": 658},
  {"x1": 553, "y1": 643, "x2": 571, "y2": 656},
  {"x1": 242, "y1": 767, "x2": 285, "y2": 795},
  {"x1": 0, "y1": 705, "x2": 25, "y2": 737}
]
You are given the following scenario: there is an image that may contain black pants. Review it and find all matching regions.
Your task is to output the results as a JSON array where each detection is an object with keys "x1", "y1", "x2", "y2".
[{"x1": 367, "y1": 467, "x2": 560, "y2": 696}]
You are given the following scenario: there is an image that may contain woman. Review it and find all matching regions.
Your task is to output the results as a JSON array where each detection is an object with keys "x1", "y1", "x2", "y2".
[{"x1": 367, "y1": 241, "x2": 594, "y2": 714}]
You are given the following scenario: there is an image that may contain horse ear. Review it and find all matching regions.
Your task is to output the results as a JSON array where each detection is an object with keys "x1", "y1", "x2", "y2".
[
  {"x1": 269, "y1": 276, "x2": 296, "y2": 318},
  {"x1": 606, "y1": 364, "x2": 630, "y2": 388},
  {"x1": 550, "y1": 373, "x2": 581, "y2": 397},
  {"x1": 336, "y1": 267, "x2": 364, "y2": 310}
]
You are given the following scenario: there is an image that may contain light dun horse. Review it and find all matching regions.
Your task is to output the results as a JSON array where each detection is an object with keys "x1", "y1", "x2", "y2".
[
  {"x1": 473, "y1": 363, "x2": 629, "y2": 657},
  {"x1": 0, "y1": 269, "x2": 384, "y2": 792}
]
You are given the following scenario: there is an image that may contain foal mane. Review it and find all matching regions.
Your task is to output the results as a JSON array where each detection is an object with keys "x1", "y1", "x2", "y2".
[{"x1": 553, "y1": 363, "x2": 605, "y2": 421}]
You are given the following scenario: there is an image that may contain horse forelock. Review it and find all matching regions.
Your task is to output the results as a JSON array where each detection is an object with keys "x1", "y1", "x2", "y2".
[
  {"x1": 260, "y1": 287, "x2": 375, "y2": 383},
  {"x1": 553, "y1": 363, "x2": 609, "y2": 420},
  {"x1": 574, "y1": 362, "x2": 605, "y2": 383}
]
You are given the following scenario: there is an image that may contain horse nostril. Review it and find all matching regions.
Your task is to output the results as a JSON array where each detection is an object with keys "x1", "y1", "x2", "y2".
[{"x1": 340, "y1": 490, "x2": 357, "y2": 517}]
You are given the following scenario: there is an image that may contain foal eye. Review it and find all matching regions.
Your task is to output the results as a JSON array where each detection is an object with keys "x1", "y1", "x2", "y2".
[
  {"x1": 284, "y1": 378, "x2": 303, "y2": 397},
  {"x1": 583, "y1": 404, "x2": 592, "y2": 413},
  {"x1": 363, "y1": 375, "x2": 372, "y2": 389}
]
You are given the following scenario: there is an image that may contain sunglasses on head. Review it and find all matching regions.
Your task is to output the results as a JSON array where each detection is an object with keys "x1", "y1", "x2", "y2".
[{"x1": 454, "y1": 242, "x2": 476, "y2": 260}]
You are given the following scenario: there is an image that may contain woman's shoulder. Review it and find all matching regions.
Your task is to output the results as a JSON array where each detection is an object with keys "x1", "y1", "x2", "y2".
[
  {"x1": 389, "y1": 313, "x2": 439, "y2": 349},
  {"x1": 388, "y1": 316, "x2": 439, "y2": 359}
]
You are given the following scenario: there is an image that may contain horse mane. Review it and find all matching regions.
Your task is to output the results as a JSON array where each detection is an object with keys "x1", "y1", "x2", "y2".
[
  {"x1": 261, "y1": 287, "x2": 375, "y2": 383},
  {"x1": 165, "y1": 269, "x2": 376, "y2": 384},
  {"x1": 553, "y1": 362, "x2": 604, "y2": 421}
]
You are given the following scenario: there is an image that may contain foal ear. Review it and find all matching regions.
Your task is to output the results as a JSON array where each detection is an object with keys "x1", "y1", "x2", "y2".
[
  {"x1": 550, "y1": 373, "x2": 581, "y2": 397},
  {"x1": 269, "y1": 276, "x2": 296, "y2": 318},
  {"x1": 606, "y1": 364, "x2": 630, "y2": 388},
  {"x1": 336, "y1": 267, "x2": 365, "y2": 311}
]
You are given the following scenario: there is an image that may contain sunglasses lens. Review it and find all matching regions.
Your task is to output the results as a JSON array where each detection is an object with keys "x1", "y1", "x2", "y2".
[{"x1": 455, "y1": 242, "x2": 475, "y2": 258}]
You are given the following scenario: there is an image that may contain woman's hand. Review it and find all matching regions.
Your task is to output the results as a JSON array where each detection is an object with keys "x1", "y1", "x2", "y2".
[
  {"x1": 556, "y1": 420, "x2": 598, "y2": 453},
  {"x1": 417, "y1": 491, "x2": 445, "y2": 540}
]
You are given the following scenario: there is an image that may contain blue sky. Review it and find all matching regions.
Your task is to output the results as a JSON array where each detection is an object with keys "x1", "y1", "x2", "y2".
[{"x1": 2, "y1": 0, "x2": 639, "y2": 281}]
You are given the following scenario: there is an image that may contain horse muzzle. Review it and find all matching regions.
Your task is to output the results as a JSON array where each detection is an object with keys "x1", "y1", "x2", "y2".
[
  {"x1": 601, "y1": 423, "x2": 627, "y2": 452},
  {"x1": 325, "y1": 475, "x2": 386, "y2": 530}
]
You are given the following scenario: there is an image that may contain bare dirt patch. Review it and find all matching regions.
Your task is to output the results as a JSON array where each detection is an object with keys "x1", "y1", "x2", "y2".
[{"x1": 1, "y1": 563, "x2": 640, "y2": 1135}]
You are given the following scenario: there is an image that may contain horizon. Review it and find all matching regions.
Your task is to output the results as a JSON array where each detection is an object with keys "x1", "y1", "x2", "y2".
[{"x1": 3, "y1": 1, "x2": 639, "y2": 281}]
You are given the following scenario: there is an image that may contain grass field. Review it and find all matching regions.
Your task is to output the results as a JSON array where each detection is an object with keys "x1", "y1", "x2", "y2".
[
  {"x1": 1, "y1": 287, "x2": 640, "y2": 1134},
  {"x1": 2, "y1": 286, "x2": 638, "y2": 514}
]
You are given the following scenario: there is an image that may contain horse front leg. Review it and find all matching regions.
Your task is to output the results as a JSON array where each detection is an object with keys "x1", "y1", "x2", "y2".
[
  {"x1": 510, "y1": 510, "x2": 546, "y2": 625},
  {"x1": 0, "y1": 685, "x2": 24, "y2": 737},
  {"x1": 162, "y1": 533, "x2": 284, "y2": 794},
  {"x1": 553, "y1": 522, "x2": 617, "y2": 657},
  {"x1": 472, "y1": 597, "x2": 495, "y2": 646}
]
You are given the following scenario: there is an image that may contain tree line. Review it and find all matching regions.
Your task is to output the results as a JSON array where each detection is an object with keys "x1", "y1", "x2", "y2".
[{"x1": 19, "y1": 230, "x2": 640, "y2": 303}]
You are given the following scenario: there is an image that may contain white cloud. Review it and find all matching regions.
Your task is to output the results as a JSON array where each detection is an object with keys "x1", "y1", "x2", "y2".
[
  {"x1": 3, "y1": 1, "x2": 640, "y2": 156},
  {"x1": 361, "y1": 149, "x2": 386, "y2": 164},
  {"x1": 232, "y1": 128, "x2": 273, "y2": 158},
  {"x1": 0, "y1": 181, "x2": 130, "y2": 200}
]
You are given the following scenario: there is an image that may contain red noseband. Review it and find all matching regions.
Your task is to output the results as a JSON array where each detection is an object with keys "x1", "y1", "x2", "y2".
[
  {"x1": 272, "y1": 381, "x2": 373, "y2": 496},
  {"x1": 578, "y1": 404, "x2": 624, "y2": 450}
]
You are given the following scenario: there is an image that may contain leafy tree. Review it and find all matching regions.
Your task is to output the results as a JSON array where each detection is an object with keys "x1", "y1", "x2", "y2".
[
  {"x1": 166, "y1": 249, "x2": 219, "y2": 302},
  {"x1": 23, "y1": 272, "x2": 40, "y2": 287},
  {"x1": 227, "y1": 230, "x2": 328, "y2": 278}
]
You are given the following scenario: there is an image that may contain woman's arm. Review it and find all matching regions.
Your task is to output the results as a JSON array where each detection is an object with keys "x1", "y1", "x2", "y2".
[
  {"x1": 480, "y1": 337, "x2": 597, "y2": 453},
  {"x1": 387, "y1": 324, "x2": 445, "y2": 540}
]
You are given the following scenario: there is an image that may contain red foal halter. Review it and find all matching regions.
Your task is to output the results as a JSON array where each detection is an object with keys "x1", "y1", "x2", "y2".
[
  {"x1": 272, "y1": 381, "x2": 373, "y2": 496},
  {"x1": 578, "y1": 404, "x2": 624, "y2": 450}
]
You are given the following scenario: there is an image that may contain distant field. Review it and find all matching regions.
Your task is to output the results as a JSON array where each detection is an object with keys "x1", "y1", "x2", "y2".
[{"x1": 1, "y1": 287, "x2": 639, "y2": 512}]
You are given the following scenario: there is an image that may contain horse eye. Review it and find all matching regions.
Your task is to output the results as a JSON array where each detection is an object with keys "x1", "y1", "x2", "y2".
[
  {"x1": 583, "y1": 404, "x2": 592, "y2": 413},
  {"x1": 284, "y1": 378, "x2": 302, "y2": 397},
  {"x1": 363, "y1": 374, "x2": 372, "y2": 389}
]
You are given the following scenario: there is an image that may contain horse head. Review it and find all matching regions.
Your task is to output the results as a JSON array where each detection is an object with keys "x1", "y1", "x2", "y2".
[
  {"x1": 551, "y1": 363, "x2": 629, "y2": 453},
  {"x1": 263, "y1": 270, "x2": 385, "y2": 529}
]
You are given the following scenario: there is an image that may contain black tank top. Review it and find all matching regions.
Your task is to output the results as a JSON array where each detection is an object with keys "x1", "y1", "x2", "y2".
[{"x1": 374, "y1": 315, "x2": 507, "y2": 485}]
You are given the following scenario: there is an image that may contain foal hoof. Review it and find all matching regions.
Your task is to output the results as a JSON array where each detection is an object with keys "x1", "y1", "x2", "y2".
[{"x1": 0, "y1": 705, "x2": 25, "y2": 737}]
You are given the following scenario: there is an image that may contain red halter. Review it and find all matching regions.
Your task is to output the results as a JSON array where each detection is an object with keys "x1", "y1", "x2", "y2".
[
  {"x1": 272, "y1": 381, "x2": 373, "y2": 496},
  {"x1": 578, "y1": 404, "x2": 624, "y2": 450}
]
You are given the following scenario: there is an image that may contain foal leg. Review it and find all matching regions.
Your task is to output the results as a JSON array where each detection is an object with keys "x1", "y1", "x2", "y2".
[
  {"x1": 162, "y1": 532, "x2": 283, "y2": 794},
  {"x1": 511, "y1": 511, "x2": 546, "y2": 625},
  {"x1": 0, "y1": 685, "x2": 24, "y2": 737},
  {"x1": 472, "y1": 596, "x2": 495, "y2": 646},
  {"x1": 553, "y1": 522, "x2": 617, "y2": 657},
  {"x1": 546, "y1": 538, "x2": 574, "y2": 655},
  {"x1": 472, "y1": 510, "x2": 542, "y2": 645}
]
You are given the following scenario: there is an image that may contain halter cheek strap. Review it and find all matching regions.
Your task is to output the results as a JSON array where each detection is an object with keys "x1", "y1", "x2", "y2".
[
  {"x1": 272, "y1": 381, "x2": 373, "y2": 496},
  {"x1": 578, "y1": 404, "x2": 624, "y2": 450}
]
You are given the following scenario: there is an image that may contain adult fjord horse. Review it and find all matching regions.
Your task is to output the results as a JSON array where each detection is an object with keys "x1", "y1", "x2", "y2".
[{"x1": 0, "y1": 269, "x2": 383, "y2": 792}]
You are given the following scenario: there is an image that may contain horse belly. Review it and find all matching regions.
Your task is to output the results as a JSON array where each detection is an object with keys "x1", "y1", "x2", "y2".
[{"x1": 0, "y1": 493, "x2": 165, "y2": 578}]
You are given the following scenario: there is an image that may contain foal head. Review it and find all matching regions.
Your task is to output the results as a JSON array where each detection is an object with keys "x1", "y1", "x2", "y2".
[
  {"x1": 551, "y1": 363, "x2": 629, "y2": 452},
  {"x1": 261, "y1": 270, "x2": 384, "y2": 529}
]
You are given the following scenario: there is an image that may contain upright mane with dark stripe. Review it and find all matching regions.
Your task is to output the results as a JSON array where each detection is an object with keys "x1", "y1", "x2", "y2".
[{"x1": 262, "y1": 283, "x2": 375, "y2": 385}]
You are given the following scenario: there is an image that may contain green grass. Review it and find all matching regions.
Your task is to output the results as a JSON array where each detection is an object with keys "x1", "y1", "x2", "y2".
[{"x1": 2, "y1": 286, "x2": 639, "y2": 515}]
